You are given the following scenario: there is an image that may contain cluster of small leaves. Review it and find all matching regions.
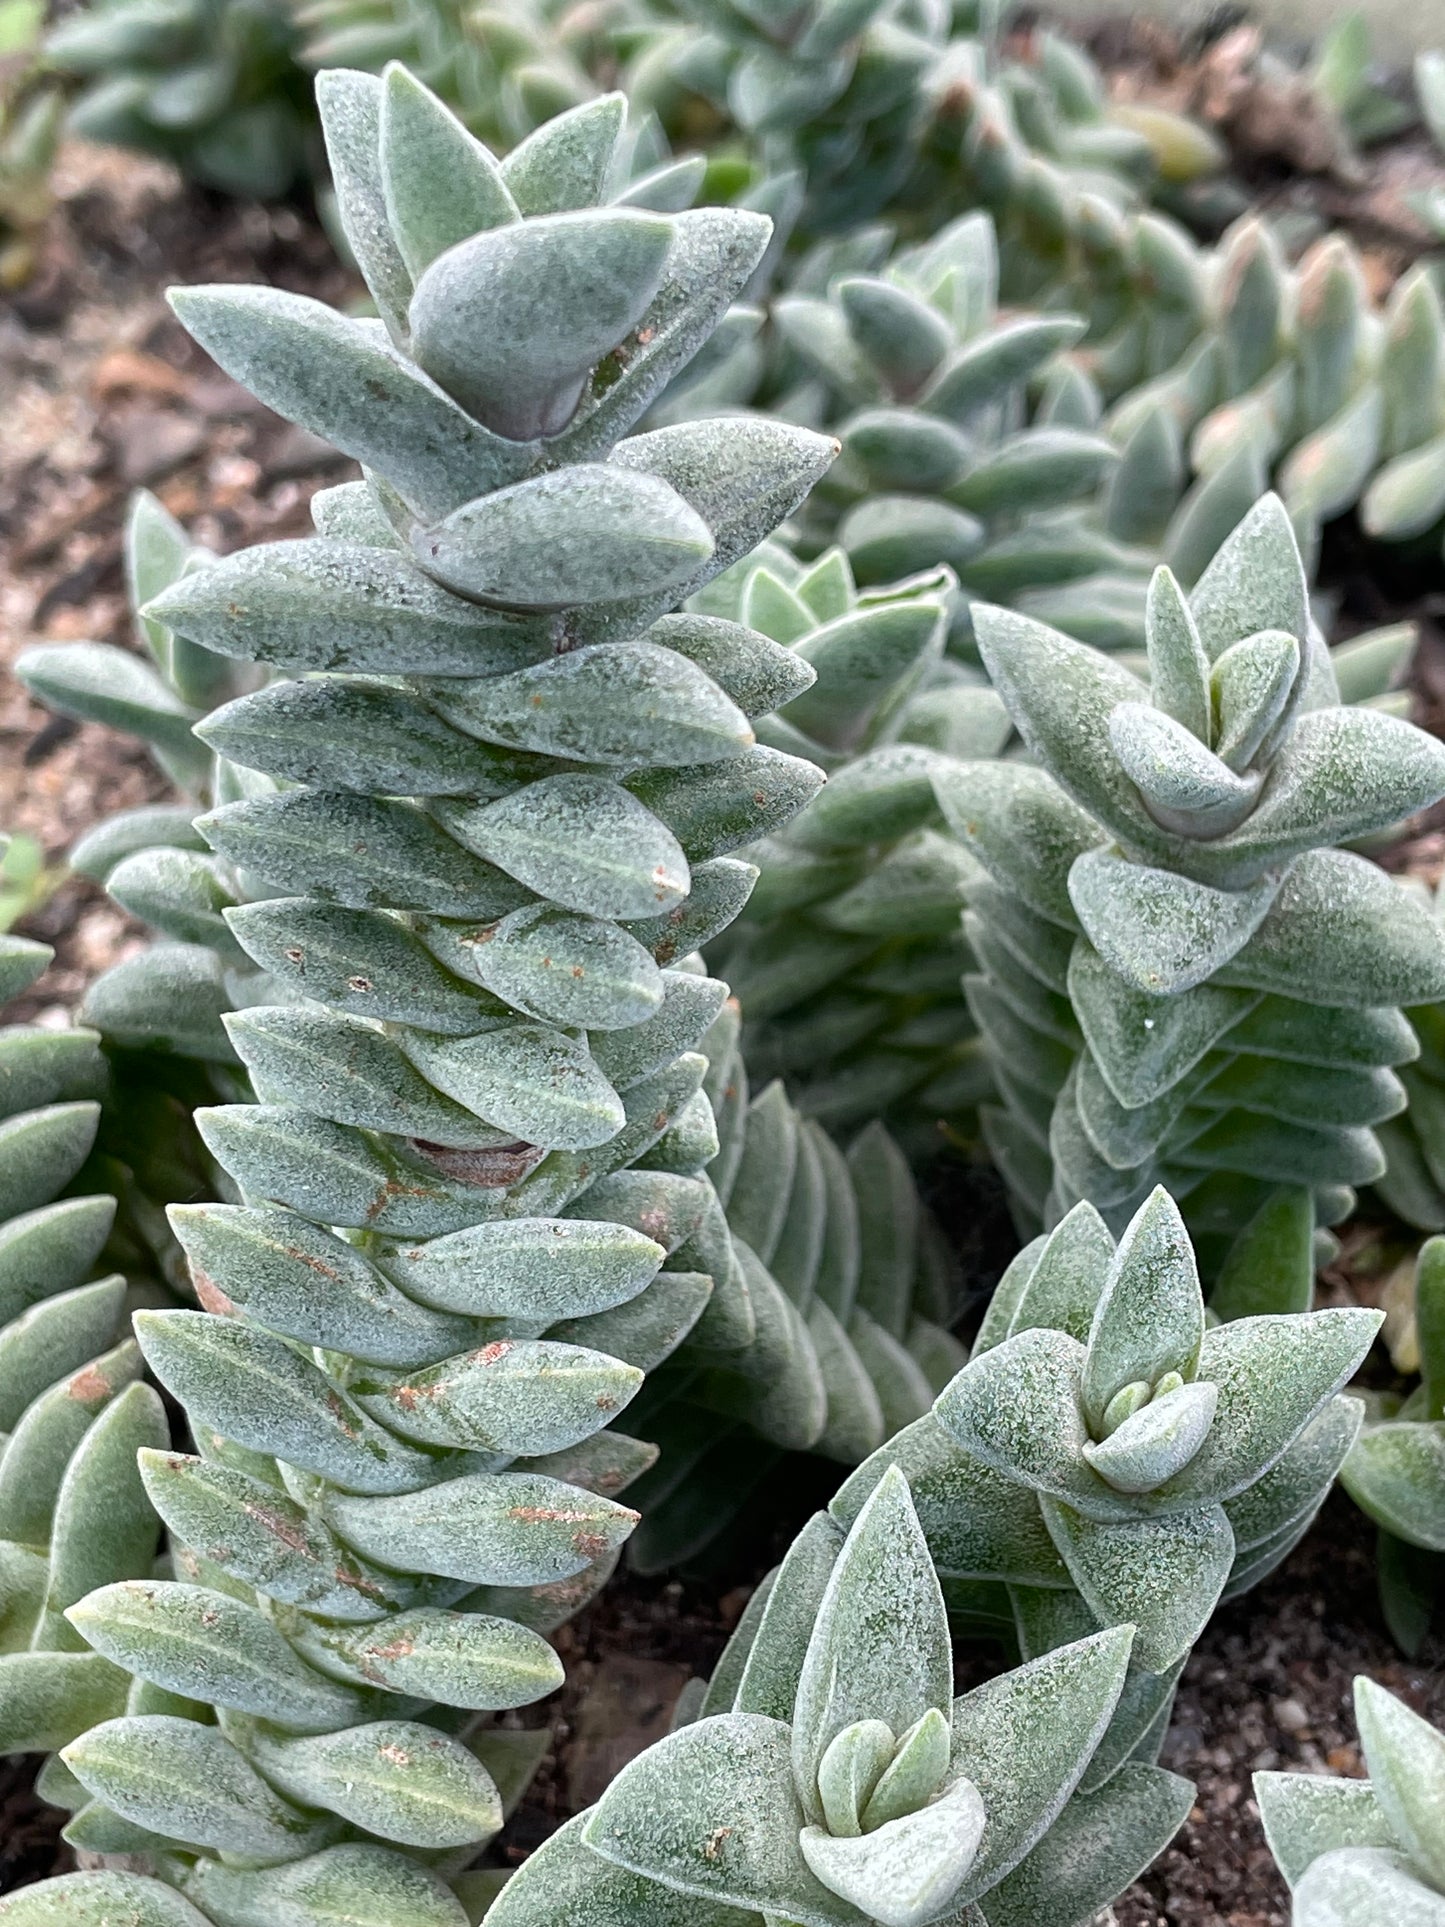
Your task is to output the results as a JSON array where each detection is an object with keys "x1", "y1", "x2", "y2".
[
  {"x1": 624, "y1": 1001, "x2": 965, "y2": 1569},
  {"x1": 934, "y1": 496, "x2": 1445, "y2": 1241},
  {"x1": 1255, "y1": 1676, "x2": 1445, "y2": 1927},
  {"x1": 0, "y1": 0, "x2": 61, "y2": 289},
  {"x1": 488, "y1": 1467, "x2": 1193, "y2": 1927},
  {"x1": 1339, "y1": 1236, "x2": 1445, "y2": 1657},
  {"x1": 44, "y1": 0, "x2": 315, "y2": 198},
  {"x1": 833, "y1": 1186, "x2": 1380, "y2": 1675},
  {"x1": 0, "y1": 919, "x2": 174, "y2": 1827},
  {"x1": 4, "y1": 69, "x2": 850, "y2": 1911}
]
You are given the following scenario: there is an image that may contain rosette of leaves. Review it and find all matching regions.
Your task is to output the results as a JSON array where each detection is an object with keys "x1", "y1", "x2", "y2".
[
  {"x1": 832, "y1": 1186, "x2": 1381, "y2": 1675},
  {"x1": 487, "y1": 1466, "x2": 1193, "y2": 1927},
  {"x1": 1255, "y1": 1677, "x2": 1445, "y2": 1927},
  {"x1": 18, "y1": 72, "x2": 837, "y2": 1906},
  {"x1": 0, "y1": 921, "x2": 175, "y2": 1812},
  {"x1": 44, "y1": 0, "x2": 315, "y2": 198},
  {"x1": 623, "y1": 1000, "x2": 965, "y2": 1570},
  {"x1": 931, "y1": 494, "x2": 1445, "y2": 1245},
  {"x1": 695, "y1": 537, "x2": 1005, "y2": 1141},
  {"x1": 1339, "y1": 1236, "x2": 1445, "y2": 1657}
]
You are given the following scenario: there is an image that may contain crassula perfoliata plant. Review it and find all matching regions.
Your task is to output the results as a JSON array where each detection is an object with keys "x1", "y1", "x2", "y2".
[
  {"x1": 1255, "y1": 1677, "x2": 1445, "y2": 1927},
  {"x1": 0, "y1": 919, "x2": 173, "y2": 1811},
  {"x1": 625, "y1": 1000, "x2": 965, "y2": 1570},
  {"x1": 487, "y1": 1466, "x2": 1193, "y2": 1927},
  {"x1": 1339, "y1": 1235, "x2": 1445, "y2": 1657},
  {"x1": 4, "y1": 68, "x2": 844, "y2": 1914},
  {"x1": 932, "y1": 494, "x2": 1445, "y2": 1246},
  {"x1": 832, "y1": 1186, "x2": 1380, "y2": 1676}
]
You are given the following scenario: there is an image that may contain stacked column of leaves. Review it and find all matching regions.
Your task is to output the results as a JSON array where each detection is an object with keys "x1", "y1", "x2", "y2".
[
  {"x1": 1255, "y1": 1677, "x2": 1445, "y2": 1927},
  {"x1": 624, "y1": 999, "x2": 965, "y2": 1570},
  {"x1": 1369, "y1": 874, "x2": 1445, "y2": 1233},
  {"x1": 26, "y1": 69, "x2": 840, "y2": 1910},
  {"x1": 488, "y1": 1466, "x2": 1194, "y2": 1927},
  {"x1": 932, "y1": 495, "x2": 1445, "y2": 1244},
  {"x1": 832, "y1": 1186, "x2": 1380, "y2": 1682},
  {"x1": 44, "y1": 0, "x2": 315, "y2": 198},
  {"x1": 1339, "y1": 1236, "x2": 1445, "y2": 1657},
  {"x1": 0, "y1": 921, "x2": 174, "y2": 1836}
]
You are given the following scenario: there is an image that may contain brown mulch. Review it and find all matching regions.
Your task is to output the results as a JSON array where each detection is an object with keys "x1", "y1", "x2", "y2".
[{"x1": 3, "y1": 116, "x2": 1445, "y2": 1926}]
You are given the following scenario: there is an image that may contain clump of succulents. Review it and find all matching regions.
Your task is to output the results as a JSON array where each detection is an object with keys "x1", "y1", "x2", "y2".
[
  {"x1": 934, "y1": 494, "x2": 1445, "y2": 1247},
  {"x1": 0, "y1": 917, "x2": 171, "y2": 1795},
  {"x1": 488, "y1": 1466, "x2": 1194, "y2": 1927},
  {"x1": 834, "y1": 1186, "x2": 1380, "y2": 1675},
  {"x1": 2, "y1": 69, "x2": 847, "y2": 1910},
  {"x1": 44, "y1": 0, "x2": 315, "y2": 198},
  {"x1": 1255, "y1": 1676, "x2": 1445, "y2": 1927},
  {"x1": 1340, "y1": 1235, "x2": 1445, "y2": 1656},
  {"x1": 624, "y1": 1001, "x2": 965, "y2": 1569}
]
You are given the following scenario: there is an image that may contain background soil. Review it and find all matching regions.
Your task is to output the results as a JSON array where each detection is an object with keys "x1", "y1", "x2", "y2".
[{"x1": 3, "y1": 112, "x2": 1445, "y2": 1924}]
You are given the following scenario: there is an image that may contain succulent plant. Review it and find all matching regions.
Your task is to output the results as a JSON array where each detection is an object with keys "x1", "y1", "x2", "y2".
[
  {"x1": 832, "y1": 1186, "x2": 1380, "y2": 1675},
  {"x1": 1339, "y1": 1236, "x2": 1445, "y2": 1657},
  {"x1": 44, "y1": 0, "x2": 315, "y2": 198},
  {"x1": 487, "y1": 1465, "x2": 1194, "y2": 1927},
  {"x1": 624, "y1": 1004, "x2": 966, "y2": 1569},
  {"x1": 932, "y1": 495, "x2": 1445, "y2": 1248},
  {"x1": 2, "y1": 70, "x2": 849, "y2": 1906},
  {"x1": 1255, "y1": 1677, "x2": 1445, "y2": 1927},
  {"x1": 0, "y1": 919, "x2": 171, "y2": 1799}
]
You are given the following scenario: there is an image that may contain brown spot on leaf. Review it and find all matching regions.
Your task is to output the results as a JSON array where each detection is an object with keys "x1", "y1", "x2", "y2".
[
  {"x1": 66, "y1": 1365, "x2": 112, "y2": 1401},
  {"x1": 407, "y1": 1139, "x2": 546, "y2": 1188},
  {"x1": 193, "y1": 1269, "x2": 237, "y2": 1316},
  {"x1": 702, "y1": 1827, "x2": 733, "y2": 1861}
]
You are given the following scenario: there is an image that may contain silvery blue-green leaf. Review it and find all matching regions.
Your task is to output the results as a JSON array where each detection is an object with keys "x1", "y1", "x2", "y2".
[
  {"x1": 951, "y1": 430, "x2": 1119, "y2": 519},
  {"x1": 800, "y1": 1777, "x2": 986, "y2": 1927},
  {"x1": 67, "y1": 1581, "x2": 366, "y2": 1729},
  {"x1": 415, "y1": 466, "x2": 713, "y2": 607},
  {"x1": 0, "y1": 1274, "x2": 122, "y2": 1428},
  {"x1": 226, "y1": 899, "x2": 502, "y2": 1037},
  {"x1": 1211, "y1": 630, "x2": 1301, "y2": 770},
  {"x1": 439, "y1": 775, "x2": 688, "y2": 919},
  {"x1": 105, "y1": 847, "x2": 239, "y2": 956},
  {"x1": 0, "y1": 1652, "x2": 128, "y2": 1755},
  {"x1": 81, "y1": 943, "x2": 236, "y2": 1062},
  {"x1": 1341, "y1": 1421, "x2": 1445, "y2": 1550},
  {"x1": 134, "y1": 1309, "x2": 440, "y2": 1495},
  {"x1": 815, "y1": 1719, "x2": 897, "y2": 1839},
  {"x1": 245, "y1": 1717, "x2": 503, "y2": 1848},
  {"x1": 0, "y1": 1096, "x2": 99, "y2": 1223},
  {"x1": 485, "y1": 1810, "x2": 749, "y2": 1927},
  {"x1": 1187, "y1": 494, "x2": 1309, "y2": 659},
  {"x1": 1110, "y1": 702, "x2": 1262, "y2": 838},
  {"x1": 1079, "y1": 1188, "x2": 1202, "y2": 1429},
  {"x1": 1162, "y1": 1309, "x2": 1382, "y2": 1504},
  {"x1": 197, "y1": 678, "x2": 560, "y2": 798},
  {"x1": 0, "y1": 1021, "x2": 107, "y2": 1110},
  {"x1": 792, "y1": 1467, "x2": 952, "y2": 1823},
  {"x1": 1039, "y1": 1498, "x2": 1234, "y2": 1671},
  {"x1": 837, "y1": 496, "x2": 985, "y2": 583},
  {"x1": 1081, "y1": 1382, "x2": 1218, "y2": 1493},
  {"x1": 920, "y1": 317, "x2": 1086, "y2": 424},
  {"x1": 933, "y1": 762, "x2": 1103, "y2": 926},
  {"x1": 0, "y1": 1872, "x2": 213, "y2": 1926},
  {"x1": 452, "y1": 905, "x2": 664, "y2": 1032},
  {"x1": 1363, "y1": 434, "x2": 1445, "y2": 541},
  {"x1": 350, "y1": 1339, "x2": 641, "y2": 1453},
  {"x1": 0, "y1": 1339, "x2": 143, "y2": 1546},
  {"x1": 1253, "y1": 1769, "x2": 1394, "y2": 1886},
  {"x1": 145, "y1": 540, "x2": 554, "y2": 677},
  {"x1": 843, "y1": 409, "x2": 972, "y2": 493},
  {"x1": 627, "y1": 857, "x2": 757, "y2": 966},
  {"x1": 792, "y1": 744, "x2": 945, "y2": 854},
  {"x1": 290, "y1": 1605, "x2": 563, "y2": 1708},
  {"x1": 1278, "y1": 384, "x2": 1385, "y2": 529},
  {"x1": 200, "y1": 791, "x2": 537, "y2": 918},
  {"x1": 499, "y1": 91, "x2": 622, "y2": 213},
  {"x1": 0, "y1": 1193, "x2": 116, "y2": 1323},
  {"x1": 650, "y1": 612, "x2": 817, "y2": 718},
  {"x1": 1292, "y1": 1847, "x2": 1445, "y2": 1927},
  {"x1": 733, "y1": 1510, "x2": 845, "y2": 1721},
  {"x1": 1353, "y1": 1676, "x2": 1445, "y2": 1890},
  {"x1": 837, "y1": 275, "x2": 952, "y2": 394},
  {"x1": 374, "y1": 1214, "x2": 663, "y2": 1319},
  {"x1": 947, "y1": 1626, "x2": 1135, "y2": 1903},
  {"x1": 584, "y1": 1712, "x2": 842, "y2": 1924},
  {"x1": 169, "y1": 1200, "x2": 472, "y2": 1366},
  {"x1": 397, "y1": 1021, "x2": 624, "y2": 1149},
  {"x1": 784, "y1": 601, "x2": 946, "y2": 751},
  {"x1": 408, "y1": 210, "x2": 671, "y2": 440},
  {"x1": 978, "y1": 1762, "x2": 1194, "y2": 1927},
  {"x1": 378, "y1": 62, "x2": 517, "y2": 281},
  {"x1": 62, "y1": 1715, "x2": 335, "y2": 1859},
  {"x1": 1068, "y1": 941, "x2": 1256, "y2": 1108},
  {"x1": 1210, "y1": 1188, "x2": 1314, "y2": 1322},
  {"x1": 628, "y1": 746, "x2": 825, "y2": 863},
  {"x1": 1004, "y1": 1204, "x2": 1110, "y2": 1346},
  {"x1": 1144, "y1": 566, "x2": 1211, "y2": 744},
  {"x1": 1067, "y1": 850, "x2": 1277, "y2": 996},
  {"x1": 316, "y1": 68, "x2": 412, "y2": 339},
  {"x1": 0, "y1": 934, "x2": 52, "y2": 1005},
  {"x1": 1107, "y1": 411, "x2": 1185, "y2": 548},
  {"x1": 323, "y1": 1469, "x2": 637, "y2": 1585},
  {"x1": 935, "y1": 1326, "x2": 1097, "y2": 1507},
  {"x1": 137, "y1": 1449, "x2": 420, "y2": 1620},
  {"x1": 552, "y1": 1270, "x2": 713, "y2": 1372},
  {"x1": 180, "y1": 1840, "x2": 472, "y2": 1927},
  {"x1": 225, "y1": 1007, "x2": 520, "y2": 1147},
  {"x1": 170, "y1": 288, "x2": 526, "y2": 523},
  {"x1": 428, "y1": 641, "x2": 752, "y2": 768},
  {"x1": 14, "y1": 643, "x2": 208, "y2": 791}
]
